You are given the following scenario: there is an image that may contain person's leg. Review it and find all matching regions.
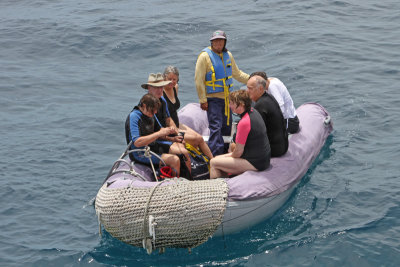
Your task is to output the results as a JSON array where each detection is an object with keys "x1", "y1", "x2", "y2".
[
  {"x1": 180, "y1": 124, "x2": 214, "y2": 159},
  {"x1": 209, "y1": 153, "x2": 230, "y2": 178},
  {"x1": 197, "y1": 139, "x2": 214, "y2": 159},
  {"x1": 161, "y1": 153, "x2": 180, "y2": 177},
  {"x1": 132, "y1": 151, "x2": 161, "y2": 166},
  {"x1": 209, "y1": 154, "x2": 257, "y2": 179},
  {"x1": 207, "y1": 98, "x2": 225, "y2": 156},
  {"x1": 221, "y1": 108, "x2": 232, "y2": 153},
  {"x1": 169, "y1": 142, "x2": 191, "y2": 172}
]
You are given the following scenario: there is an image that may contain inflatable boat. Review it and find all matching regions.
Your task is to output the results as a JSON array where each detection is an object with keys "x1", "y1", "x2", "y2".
[{"x1": 95, "y1": 102, "x2": 333, "y2": 253}]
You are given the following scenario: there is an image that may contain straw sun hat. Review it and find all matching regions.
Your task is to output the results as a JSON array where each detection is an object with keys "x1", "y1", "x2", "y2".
[{"x1": 141, "y1": 73, "x2": 171, "y2": 89}]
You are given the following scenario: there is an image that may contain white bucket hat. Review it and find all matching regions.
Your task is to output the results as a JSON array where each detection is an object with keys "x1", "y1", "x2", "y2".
[{"x1": 141, "y1": 73, "x2": 171, "y2": 89}]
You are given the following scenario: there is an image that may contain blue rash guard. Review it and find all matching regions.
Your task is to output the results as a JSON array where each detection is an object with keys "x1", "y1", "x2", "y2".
[{"x1": 125, "y1": 106, "x2": 172, "y2": 165}]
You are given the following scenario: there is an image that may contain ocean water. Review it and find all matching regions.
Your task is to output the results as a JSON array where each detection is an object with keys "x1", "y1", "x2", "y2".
[{"x1": 1, "y1": 0, "x2": 399, "y2": 266}]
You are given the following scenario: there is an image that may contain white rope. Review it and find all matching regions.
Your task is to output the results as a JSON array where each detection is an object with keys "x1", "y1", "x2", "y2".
[
  {"x1": 144, "y1": 146, "x2": 159, "y2": 182},
  {"x1": 141, "y1": 181, "x2": 165, "y2": 254}
]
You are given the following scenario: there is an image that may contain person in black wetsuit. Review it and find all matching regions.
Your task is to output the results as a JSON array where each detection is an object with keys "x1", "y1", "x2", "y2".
[
  {"x1": 246, "y1": 75, "x2": 288, "y2": 157},
  {"x1": 163, "y1": 65, "x2": 213, "y2": 160},
  {"x1": 250, "y1": 71, "x2": 300, "y2": 134},
  {"x1": 209, "y1": 90, "x2": 270, "y2": 178}
]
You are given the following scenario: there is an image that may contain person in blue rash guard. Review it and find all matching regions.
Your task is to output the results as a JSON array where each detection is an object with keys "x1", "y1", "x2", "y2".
[{"x1": 125, "y1": 94, "x2": 182, "y2": 176}]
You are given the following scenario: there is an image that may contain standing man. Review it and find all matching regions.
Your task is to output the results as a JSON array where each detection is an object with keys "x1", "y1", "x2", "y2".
[{"x1": 195, "y1": 30, "x2": 250, "y2": 156}]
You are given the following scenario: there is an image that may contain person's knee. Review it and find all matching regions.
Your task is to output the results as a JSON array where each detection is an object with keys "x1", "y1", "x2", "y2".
[
  {"x1": 163, "y1": 153, "x2": 180, "y2": 166},
  {"x1": 210, "y1": 158, "x2": 218, "y2": 168},
  {"x1": 172, "y1": 154, "x2": 180, "y2": 166},
  {"x1": 179, "y1": 145, "x2": 191, "y2": 158},
  {"x1": 167, "y1": 154, "x2": 180, "y2": 174},
  {"x1": 197, "y1": 134, "x2": 205, "y2": 144}
]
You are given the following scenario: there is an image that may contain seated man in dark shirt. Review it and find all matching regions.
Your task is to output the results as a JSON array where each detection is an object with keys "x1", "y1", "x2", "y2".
[
  {"x1": 125, "y1": 94, "x2": 182, "y2": 176},
  {"x1": 141, "y1": 73, "x2": 191, "y2": 172},
  {"x1": 250, "y1": 71, "x2": 300, "y2": 134},
  {"x1": 246, "y1": 75, "x2": 288, "y2": 157}
]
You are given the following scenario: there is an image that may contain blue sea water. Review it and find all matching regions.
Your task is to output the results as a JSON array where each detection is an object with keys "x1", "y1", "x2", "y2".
[{"x1": 1, "y1": 0, "x2": 399, "y2": 266}]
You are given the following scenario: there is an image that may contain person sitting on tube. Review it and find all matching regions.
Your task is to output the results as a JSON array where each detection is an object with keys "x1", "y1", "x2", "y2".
[
  {"x1": 209, "y1": 90, "x2": 271, "y2": 179},
  {"x1": 125, "y1": 94, "x2": 182, "y2": 176}
]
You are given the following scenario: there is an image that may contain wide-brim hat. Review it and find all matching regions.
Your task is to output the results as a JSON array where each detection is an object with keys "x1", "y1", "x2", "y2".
[
  {"x1": 210, "y1": 30, "x2": 227, "y2": 41},
  {"x1": 141, "y1": 73, "x2": 171, "y2": 89}
]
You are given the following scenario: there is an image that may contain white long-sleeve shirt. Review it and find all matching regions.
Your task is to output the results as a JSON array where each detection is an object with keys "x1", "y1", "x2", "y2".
[{"x1": 267, "y1": 78, "x2": 297, "y2": 119}]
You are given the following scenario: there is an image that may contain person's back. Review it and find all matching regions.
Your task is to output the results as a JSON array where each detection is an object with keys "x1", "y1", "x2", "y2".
[
  {"x1": 254, "y1": 92, "x2": 288, "y2": 157},
  {"x1": 267, "y1": 78, "x2": 297, "y2": 121}
]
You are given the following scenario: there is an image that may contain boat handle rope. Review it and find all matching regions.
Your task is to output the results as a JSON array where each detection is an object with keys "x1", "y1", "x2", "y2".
[
  {"x1": 141, "y1": 180, "x2": 166, "y2": 254},
  {"x1": 144, "y1": 146, "x2": 159, "y2": 182},
  {"x1": 102, "y1": 142, "x2": 166, "y2": 185}
]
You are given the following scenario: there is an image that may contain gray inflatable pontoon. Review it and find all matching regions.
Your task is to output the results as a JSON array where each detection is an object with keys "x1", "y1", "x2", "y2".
[{"x1": 95, "y1": 102, "x2": 333, "y2": 253}]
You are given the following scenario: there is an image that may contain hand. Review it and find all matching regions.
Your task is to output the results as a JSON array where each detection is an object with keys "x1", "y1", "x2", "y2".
[
  {"x1": 172, "y1": 126, "x2": 179, "y2": 134},
  {"x1": 173, "y1": 135, "x2": 184, "y2": 143},
  {"x1": 228, "y1": 142, "x2": 236, "y2": 153},
  {"x1": 159, "y1": 127, "x2": 176, "y2": 137},
  {"x1": 200, "y1": 102, "x2": 208, "y2": 111}
]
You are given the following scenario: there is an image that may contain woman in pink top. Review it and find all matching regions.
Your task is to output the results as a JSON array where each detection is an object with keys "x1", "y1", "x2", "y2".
[{"x1": 210, "y1": 90, "x2": 270, "y2": 179}]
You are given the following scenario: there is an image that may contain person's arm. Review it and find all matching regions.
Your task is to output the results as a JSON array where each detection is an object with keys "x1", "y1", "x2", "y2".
[
  {"x1": 160, "y1": 96, "x2": 179, "y2": 136},
  {"x1": 162, "y1": 117, "x2": 187, "y2": 143},
  {"x1": 194, "y1": 52, "x2": 208, "y2": 104},
  {"x1": 231, "y1": 143, "x2": 245, "y2": 158},
  {"x1": 134, "y1": 127, "x2": 175, "y2": 147},
  {"x1": 228, "y1": 142, "x2": 236, "y2": 152},
  {"x1": 230, "y1": 52, "x2": 250, "y2": 84},
  {"x1": 165, "y1": 117, "x2": 177, "y2": 129},
  {"x1": 232, "y1": 113, "x2": 251, "y2": 157}
]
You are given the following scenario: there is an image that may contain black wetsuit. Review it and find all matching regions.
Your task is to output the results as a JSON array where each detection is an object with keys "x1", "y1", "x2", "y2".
[
  {"x1": 254, "y1": 92, "x2": 288, "y2": 157},
  {"x1": 239, "y1": 108, "x2": 271, "y2": 171}
]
